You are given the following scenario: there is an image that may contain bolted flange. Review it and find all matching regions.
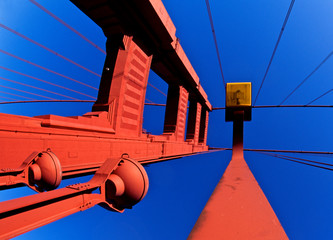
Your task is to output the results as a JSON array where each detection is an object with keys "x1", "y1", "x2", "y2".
[
  {"x1": 28, "y1": 151, "x2": 62, "y2": 191},
  {"x1": 104, "y1": 158, "x2": 149, "y2": 210}
]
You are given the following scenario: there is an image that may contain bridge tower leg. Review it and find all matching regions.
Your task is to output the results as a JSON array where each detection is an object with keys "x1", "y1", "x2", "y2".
[
  {"x1": 92, "y1": 35, "x2": 152, "y2": 137},
  {"x1": 186, "y1": 100, "x2": 202, "y2": 145},
  {"x1": 198, "y1": 108, "x2": 209, "y2": 146},
  {"x1": 163, "y1": 84, "x2": 189, "y2": 141}
]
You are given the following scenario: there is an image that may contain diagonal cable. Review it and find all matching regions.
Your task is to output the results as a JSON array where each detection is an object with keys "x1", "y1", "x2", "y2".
[
  {"x1": 29, "y1": 0, "x2": 106, "y2": 55},
  {"x1": 0, "y1": 100, "x2": 94, "y2": 105},
  {"x1": 0, "y1": 49, "x2": 98, "y2": 90},
  {"x1": 280, "y1": 50, "x2": 333, "y2": 105},
  {"x1": 254, "y1": 0, "x2": 295, "y2": 105},
  {"x1": 147, "y1": 82, "x2": 167, "y2": 97},
  {"x1": 0, "y1": 24, "x2": 101, "y2": 77},
  {"x1": 145, "y1": 98, "x2": 154, "y2": 104},
  {"x1": 0, "y1": 76, "x2": 77, "y2": 100},
  {"x1": 0, "y1": 66, "x2": 96, "y2": 99},
  {"x1": 264, "y1": 152, "x2": 333, "y2": 167},
  {"x1": 0, "y1": 90, "x2": 35, "y2": 100},
  {"x1": 0, "y1": 96, "x2": 19, "y2": 101},
  {"x1": 306, "y1": 88, "x2": 333, "y2": 105},
  {"x1": 0, "y1": 85, "x2": 55, "y2": 100},
  {"x1": 259, "y1": 152, "x2": 333, "y2": 171}
]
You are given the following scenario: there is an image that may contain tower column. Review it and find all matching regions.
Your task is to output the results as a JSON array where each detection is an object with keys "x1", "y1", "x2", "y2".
[
  {"x1": 92, "y1": 35, "x2": 152, "y2": 137},
  {"x1": 186, "y1": 100, "x2": 202, "y2": 145},
  {"x1": 198, "y1": 108, "x2": 209, "y2": 145},
  {"x1": 163, "y1": 85, "x2": 189, "y2": 141}
]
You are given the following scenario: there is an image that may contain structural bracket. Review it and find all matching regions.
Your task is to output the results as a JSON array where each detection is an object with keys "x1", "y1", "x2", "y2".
[
  {"x1": 0, "y1": 156, "x2": 149, "y2": 239},
  {"x1": 0, "y1": 150, "x2": 62, "y2": 192}
]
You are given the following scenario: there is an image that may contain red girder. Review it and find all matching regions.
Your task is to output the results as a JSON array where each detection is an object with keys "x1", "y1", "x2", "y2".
[
  {"x1": 0, "y1": 156, "x2": 149, "y2": 239},
  {"x1": 189, "y1": 112, "x2": 288, "y2": 239},
  {"x1": 0, "y1": 0, "x2": 212, "y2": 237}
]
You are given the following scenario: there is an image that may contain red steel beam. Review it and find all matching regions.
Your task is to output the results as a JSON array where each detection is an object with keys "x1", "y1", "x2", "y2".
[
  {"x1": 69, "y1": 0, "x2": 211, "y2": 111},
  {"x1": 189, "y1": 111, "x2": 288, "y2": 239},
  {"x1": 0, "y1": 24, "x2": 210, "y2": 189},
  {"x1": 0, "y1": 1, "x2": 213, "y2": 237},
  {"x1": 0, "y1": 110, "x2": 208, "y2": 189},
  {"x1": 0, "y1": 156, "x2": 149, "y2": 239}
]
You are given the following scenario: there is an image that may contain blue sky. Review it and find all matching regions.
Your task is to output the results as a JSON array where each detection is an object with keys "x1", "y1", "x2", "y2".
[{"x1": 0, "y1": 0, "x2": 333, "y2": 239}]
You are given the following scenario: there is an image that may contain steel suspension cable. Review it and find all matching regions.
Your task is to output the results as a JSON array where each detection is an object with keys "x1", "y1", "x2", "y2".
[
  {"x1": 205, "y1": 0, "x2": 226, "y2": 90},
  {"x1": 0, "y1": 96, "x2": 19, "y2": 101},
  {"x1": 0, "y1": 66, "x2": 96, "y2": 99},
  {"x1": 0, "y1": 90, "x2": 35, "y2": 100},
  {"x1": 145, "y1": 98, "x2": 154, "y2": 104},
  {"x1": 144, "y1": 98, "x2": 166, "y2": 106},
  {"x1": 147, "y1": 82, "x2": 167, "y2": 97},
  {"x1": 0, "y1": 85, "x2": 55, "y2": 100},
  {"x1": 0, "y1": 50, "x2": 98, "y2": 90},
  {"x1": 0, "y1": 76, "x2": 77, "y2": 100},
  {"x1": 0, "y1": 100, "x2": 94, "y2": 105},
  {"x1": 144, "y1": 103, "x2": 166, "y2": 107},
  {"x1": 0, "y1": 24, "x2": 101, "y2": 77},
  {"x1": 279, "y1": 50, "x2": 333, "y2": 105},
  {"x1": 29, "y1": 0, "x2": 106, "y2": 55},
  {"x1": 254, "y1": 0, "x2": 295, "y2": 106},
  {"x1": 263, "y1": 152, "x2": 333, "y2": 167},
  {"x1": 306, "y1": 88, "x2": 333, "y2": 105},
  {"x1": 209, "y1": 147, "x2": 333, "y2": 155},
  {"x1": 258, "y1": 152, "x2": 333, "y2": 171},
  {"x1": 212, "y1": 105, "x2": 333, "y2": 110},
  {"x1": 0, "y1": 100, "x2": 167, "y2": 107}
]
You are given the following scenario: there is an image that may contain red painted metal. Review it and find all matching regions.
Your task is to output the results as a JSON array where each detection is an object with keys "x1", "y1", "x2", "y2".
[
  {"x1": 0, "y1": 0, "x2": 211, "y2": 187},
  {"x1": 163, "y1": 85, "x2": 189, "y2": 141},
  {"x1": 186, "y1": 101, "x2": 202, "y2": 145},
  {"x1": 69, "y1": 0, "x2": 212, "y2": 111},
  {"x1": 189, "y1": 111, "x2": 288, "y2": 239},
  {"x1": 0, "y1": 150, "x2": 62, "y2": 192},
  {"x1": 0, "y1": 0, "x2": 212, "y2": 236},
  {"x1": 0, "y1": 156, "x2": 149, "y2": 239},
  {"x1": 0, "y1": 0, "x2": 215, "y2": 237}
]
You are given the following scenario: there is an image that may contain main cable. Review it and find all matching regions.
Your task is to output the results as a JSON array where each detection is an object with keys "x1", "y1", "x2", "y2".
[{"x1": 253, "y1": 0, "x2": 295, "y2": 105}]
